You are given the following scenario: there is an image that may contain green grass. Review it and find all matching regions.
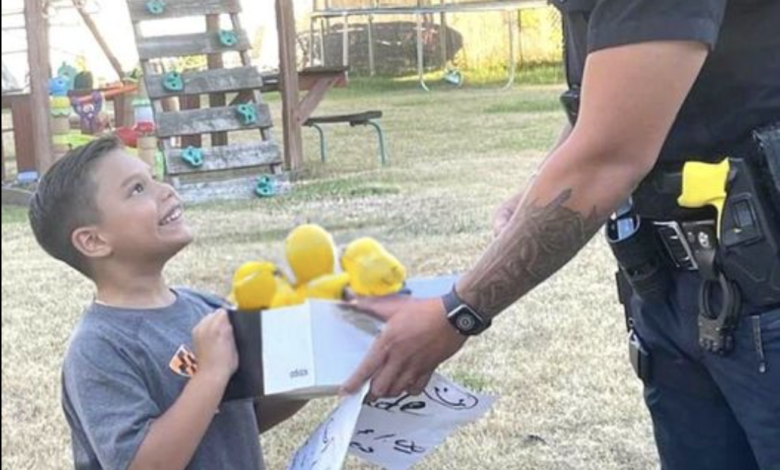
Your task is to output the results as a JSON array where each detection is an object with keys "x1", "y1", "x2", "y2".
[
  {"x1": 449, "y1": 371, "x2": 493, "y2": 393},
  {"x1": 2, "y1": 207, "x2": 27, "y2": 225},
  {"x1": 2, "y1": 81, "x2": 658, "y2": 470},
  {"x1": 330, "y1": 62, "x2": 565, "y2": 98},
  {"x1": 484, "y1": 95, "x2": 562, "y2": 114},
  {"x1": 288, "y1": 179, "x2": 402, "y2": 201}
]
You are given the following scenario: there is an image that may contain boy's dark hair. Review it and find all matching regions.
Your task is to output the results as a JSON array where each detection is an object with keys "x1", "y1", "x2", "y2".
[{"x1": 28, "y1": 136, "x2": 122, "y2": 278}]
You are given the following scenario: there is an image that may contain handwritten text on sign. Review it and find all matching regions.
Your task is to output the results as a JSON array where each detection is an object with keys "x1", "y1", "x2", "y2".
[{"x1": 288, "y1": 374, "x2": 496, "y2": 470}]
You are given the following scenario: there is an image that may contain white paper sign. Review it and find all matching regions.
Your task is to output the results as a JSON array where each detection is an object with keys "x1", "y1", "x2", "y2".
[
  {"x1": 287, "y1": 383, "x2": 371, "y2": 470},
  {"x1": 288, "y1": 374, "x2": 496, "y2": 470},
  {"x1": 350, "y1": 374, "x2": 496, "y2": 470}
]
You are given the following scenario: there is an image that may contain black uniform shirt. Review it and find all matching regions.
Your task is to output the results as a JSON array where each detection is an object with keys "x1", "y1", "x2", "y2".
[{"x1": 553, "y1": 0, "x2": 780, "y2": 163}]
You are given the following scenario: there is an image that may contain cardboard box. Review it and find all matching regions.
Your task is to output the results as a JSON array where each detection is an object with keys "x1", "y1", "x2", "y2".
[
  {"x1": 225, "y1": 275, "x2": 458, "y2": 401},
  {"x1": 262, "y1": 300, "x2": 379, "y2": 397}
]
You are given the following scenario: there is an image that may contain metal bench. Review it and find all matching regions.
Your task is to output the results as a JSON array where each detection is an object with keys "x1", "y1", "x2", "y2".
[{"x1": 303, "y1": 111, "x2": 387, "y2": 165}]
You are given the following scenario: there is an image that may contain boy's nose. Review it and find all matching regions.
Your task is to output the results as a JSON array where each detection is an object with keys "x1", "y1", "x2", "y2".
[{"x1": 157, "y1": 180, "x2": 179, "y2": 201}]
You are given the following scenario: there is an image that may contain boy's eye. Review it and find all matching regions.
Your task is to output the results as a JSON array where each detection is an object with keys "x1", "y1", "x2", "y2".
[{"x1": 131, "y1": 183, "x2": 145, "y2": 195}]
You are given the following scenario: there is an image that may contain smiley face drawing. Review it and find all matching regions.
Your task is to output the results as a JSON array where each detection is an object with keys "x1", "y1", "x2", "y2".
[{"x1": 424, "y1": 384, "x2": 479, "y2": 410}]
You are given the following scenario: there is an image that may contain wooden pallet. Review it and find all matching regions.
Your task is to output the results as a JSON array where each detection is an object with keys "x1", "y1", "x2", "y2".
[{"x1": 126, "y1": 0, "x2": 282, "y2": 202}]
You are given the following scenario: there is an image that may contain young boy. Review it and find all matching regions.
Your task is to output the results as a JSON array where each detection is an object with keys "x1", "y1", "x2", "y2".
[{"x1": 29, "y1": 137, "x2": 303, "y2": 470}]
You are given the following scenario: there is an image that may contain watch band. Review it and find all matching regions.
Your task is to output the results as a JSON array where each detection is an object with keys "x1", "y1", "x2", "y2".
[
  {"x1": 442, "y1": 286, "x2": 492, "y2": 336},
  {"x1": 442, "y1": 286, "x2": 463, "y2": 314}
]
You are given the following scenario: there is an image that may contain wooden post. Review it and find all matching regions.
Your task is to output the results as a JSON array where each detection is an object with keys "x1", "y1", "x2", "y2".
[
  {"x1": 25, "y1": 0, "x2": 54, "y2": 175},
  {"x1": 207, "y1": 15, "x2": 228, "y2": 146},
  {"x1": 276, "y1": 0, "x2": 303, "y2": 170},
  {"x1": 179, "y1": 96, "x2": 202, "y2": 148},
  {"x1": 11, "y1": 96, "x2": 38, "y2": 173}
]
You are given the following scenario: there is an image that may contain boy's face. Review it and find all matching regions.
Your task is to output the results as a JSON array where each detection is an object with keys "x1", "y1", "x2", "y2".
[{"x1": 90, "y1": 150, "x2": 193, "y2": 265}]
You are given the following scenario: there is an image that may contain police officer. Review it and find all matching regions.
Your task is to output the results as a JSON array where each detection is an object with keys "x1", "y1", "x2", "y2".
[{"x1": 343, "y1": 1, "x2": 780, "y2": 469}]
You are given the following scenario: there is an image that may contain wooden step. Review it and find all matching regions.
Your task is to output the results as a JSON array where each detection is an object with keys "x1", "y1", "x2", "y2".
[
  {"x1": 127, "y1": 0, "x2": 241, "y2": 22},
  {"x1": 137, "y1": 30, "x2": 250, "y2": 60},
  {"x1": 155, "y1": 103, "x2": 272, "y2": 138},
  {"x1": 146, "y1": 67, "x2": 263, "y2": 99},
  {"x1": 166, "y1": 141, "x2": 281, "y2": 176},
  {"x1": 172, "y1": 172, "x2": 285, "y2": 204}
]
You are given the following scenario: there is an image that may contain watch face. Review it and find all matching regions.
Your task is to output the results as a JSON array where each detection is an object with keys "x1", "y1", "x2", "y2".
[
  {"x1": 449, "y1": 305, "x2": 480, "y2": 333},
  {"x1": 454, "y1": 311, "x2": 477, "y2": 332}
]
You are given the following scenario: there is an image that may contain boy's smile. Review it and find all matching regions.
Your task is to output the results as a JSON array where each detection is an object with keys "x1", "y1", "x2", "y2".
[{"x1": 159, "y1": 205, "x2": 184, "y2": 227}]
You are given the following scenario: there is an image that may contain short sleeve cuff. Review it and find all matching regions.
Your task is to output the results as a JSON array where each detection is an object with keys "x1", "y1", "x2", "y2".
[{"x1": 588, "y1": 18, "x2": 722, "y2": 53}]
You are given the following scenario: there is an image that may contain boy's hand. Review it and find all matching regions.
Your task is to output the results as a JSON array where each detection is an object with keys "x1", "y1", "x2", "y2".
[
  {"x1": 130, "y1": 310, "x2": 240, "y2": 470},
  {"x1": 192, "y1": 309, "x2": 238, "y2": 384}
]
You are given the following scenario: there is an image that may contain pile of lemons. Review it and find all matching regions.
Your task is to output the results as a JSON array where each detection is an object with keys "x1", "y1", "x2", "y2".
[{"x1": 230, "y1": 224, "x2": 407, "y2": 311}]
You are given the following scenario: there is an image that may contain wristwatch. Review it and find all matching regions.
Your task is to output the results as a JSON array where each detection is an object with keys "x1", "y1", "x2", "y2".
[{"x1": 441, "y1": 287, "x2": 491, "y2": 336}]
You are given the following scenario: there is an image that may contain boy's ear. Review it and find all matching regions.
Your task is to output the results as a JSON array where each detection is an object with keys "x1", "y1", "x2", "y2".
[{"x1": 72, "y1": 226, "x2": 112, "y2": 260}]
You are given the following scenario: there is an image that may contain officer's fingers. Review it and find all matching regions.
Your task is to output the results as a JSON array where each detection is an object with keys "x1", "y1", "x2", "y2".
[
  {"x1": 407, "y1": 372, "x2": 433, "y2": 397},
  {"x1": 341, "y1": 336, "x2": 388, "y2": 395},
  {"x1": 368, "y1": 359, "x2": 407, "y2": 401},
  {"x1": 386, "y1": 369, "x2": 423, "y2": 399}
]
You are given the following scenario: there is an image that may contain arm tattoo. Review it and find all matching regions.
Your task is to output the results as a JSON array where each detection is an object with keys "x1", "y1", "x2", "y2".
[{"x1": 458, "y1": 189, "x2": 608, "y2": 318}]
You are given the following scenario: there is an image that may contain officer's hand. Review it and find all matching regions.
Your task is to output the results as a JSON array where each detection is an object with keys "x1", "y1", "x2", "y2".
[
  {"x1": 493, "y1": 192, "x2": 523, "y2": 237},
  {"x1": 341, "y1": 297, "x2": 467, "y2": 400},
  {"x1": 193, "y1": 309, "x2": 239, "y2": 384}
]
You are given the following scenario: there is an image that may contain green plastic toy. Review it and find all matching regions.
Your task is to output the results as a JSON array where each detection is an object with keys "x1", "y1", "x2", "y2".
[
  {"x1": 219, "y1": 30, "x2": 239, "y2": 47},
  {"x1": 162, "y1": 72, "x2": 184, "y2": 92},
  {"x1": 181, "y1": 146, "x2": 204, "y2": 168},
  {"x1": 236, "y1": 104, "x2": 258, "y2": 126},
  {"x1": 145, "y1": 0, "x2": 166, "y2": 15}
]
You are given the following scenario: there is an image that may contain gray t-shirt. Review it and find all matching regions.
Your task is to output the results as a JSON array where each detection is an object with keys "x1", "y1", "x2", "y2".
[{"x1": 62, "y1": 288, "x2": 264, "y2": 470}]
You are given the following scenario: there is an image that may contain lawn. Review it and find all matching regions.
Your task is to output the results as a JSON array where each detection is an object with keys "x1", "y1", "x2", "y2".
[{"x1": 1, "y1": 72, "x2": 657, "y2": 470}]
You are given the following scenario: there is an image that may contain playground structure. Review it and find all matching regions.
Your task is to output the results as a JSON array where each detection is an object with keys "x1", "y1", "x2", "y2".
[
  {"x1": 126, "y1": 0, "x2": 286, "y2": 202},
  {"x1": 2, "y1": 0, "x2": 554, "y2": 205},
  {"x1": 2, "y1": 0, "x2": 372, "y2": 201},
  {"x1": 308, "y1": 0, "x2": 547, "y2": 90},
  {"x1": 2, "y1": 0, "x2": 139, "y2": 189},
  {"x1": 2, "y1": 0, "x2": 53, "y2": 189}
]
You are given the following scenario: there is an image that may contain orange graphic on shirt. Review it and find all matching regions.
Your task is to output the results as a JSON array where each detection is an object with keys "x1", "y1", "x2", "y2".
[{"x1": 169, "y1": 345, "x2": 198, "y2": 377}]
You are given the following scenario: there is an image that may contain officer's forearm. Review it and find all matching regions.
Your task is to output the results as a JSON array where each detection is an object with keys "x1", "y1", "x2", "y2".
[
  {"x1": 497, "y1": 123, "x2": 574, "y2": 228},
  {"x1": 457, "y1": 138, "x2": 652, "y2": 318}
]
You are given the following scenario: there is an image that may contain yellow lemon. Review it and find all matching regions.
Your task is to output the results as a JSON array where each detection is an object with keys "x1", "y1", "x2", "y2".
[
  {"x1": 232, "y1": 261, "x2": 278, "y2": 310},
  {"x1": 341, "y1": 237, "x2": 385, "y2": 274},
  {"x1": 271, "y1": 277, "x2": 306, "y2": 308},
  {"x1": 303, "y1": 273, "x2": 351, "y2": 300},
  {"x1": 285, "y1": 224, "x2": 337, "y2": 286},
  {"x1": 349, "y1": 251, "x2": 407, "y2": 297}
]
